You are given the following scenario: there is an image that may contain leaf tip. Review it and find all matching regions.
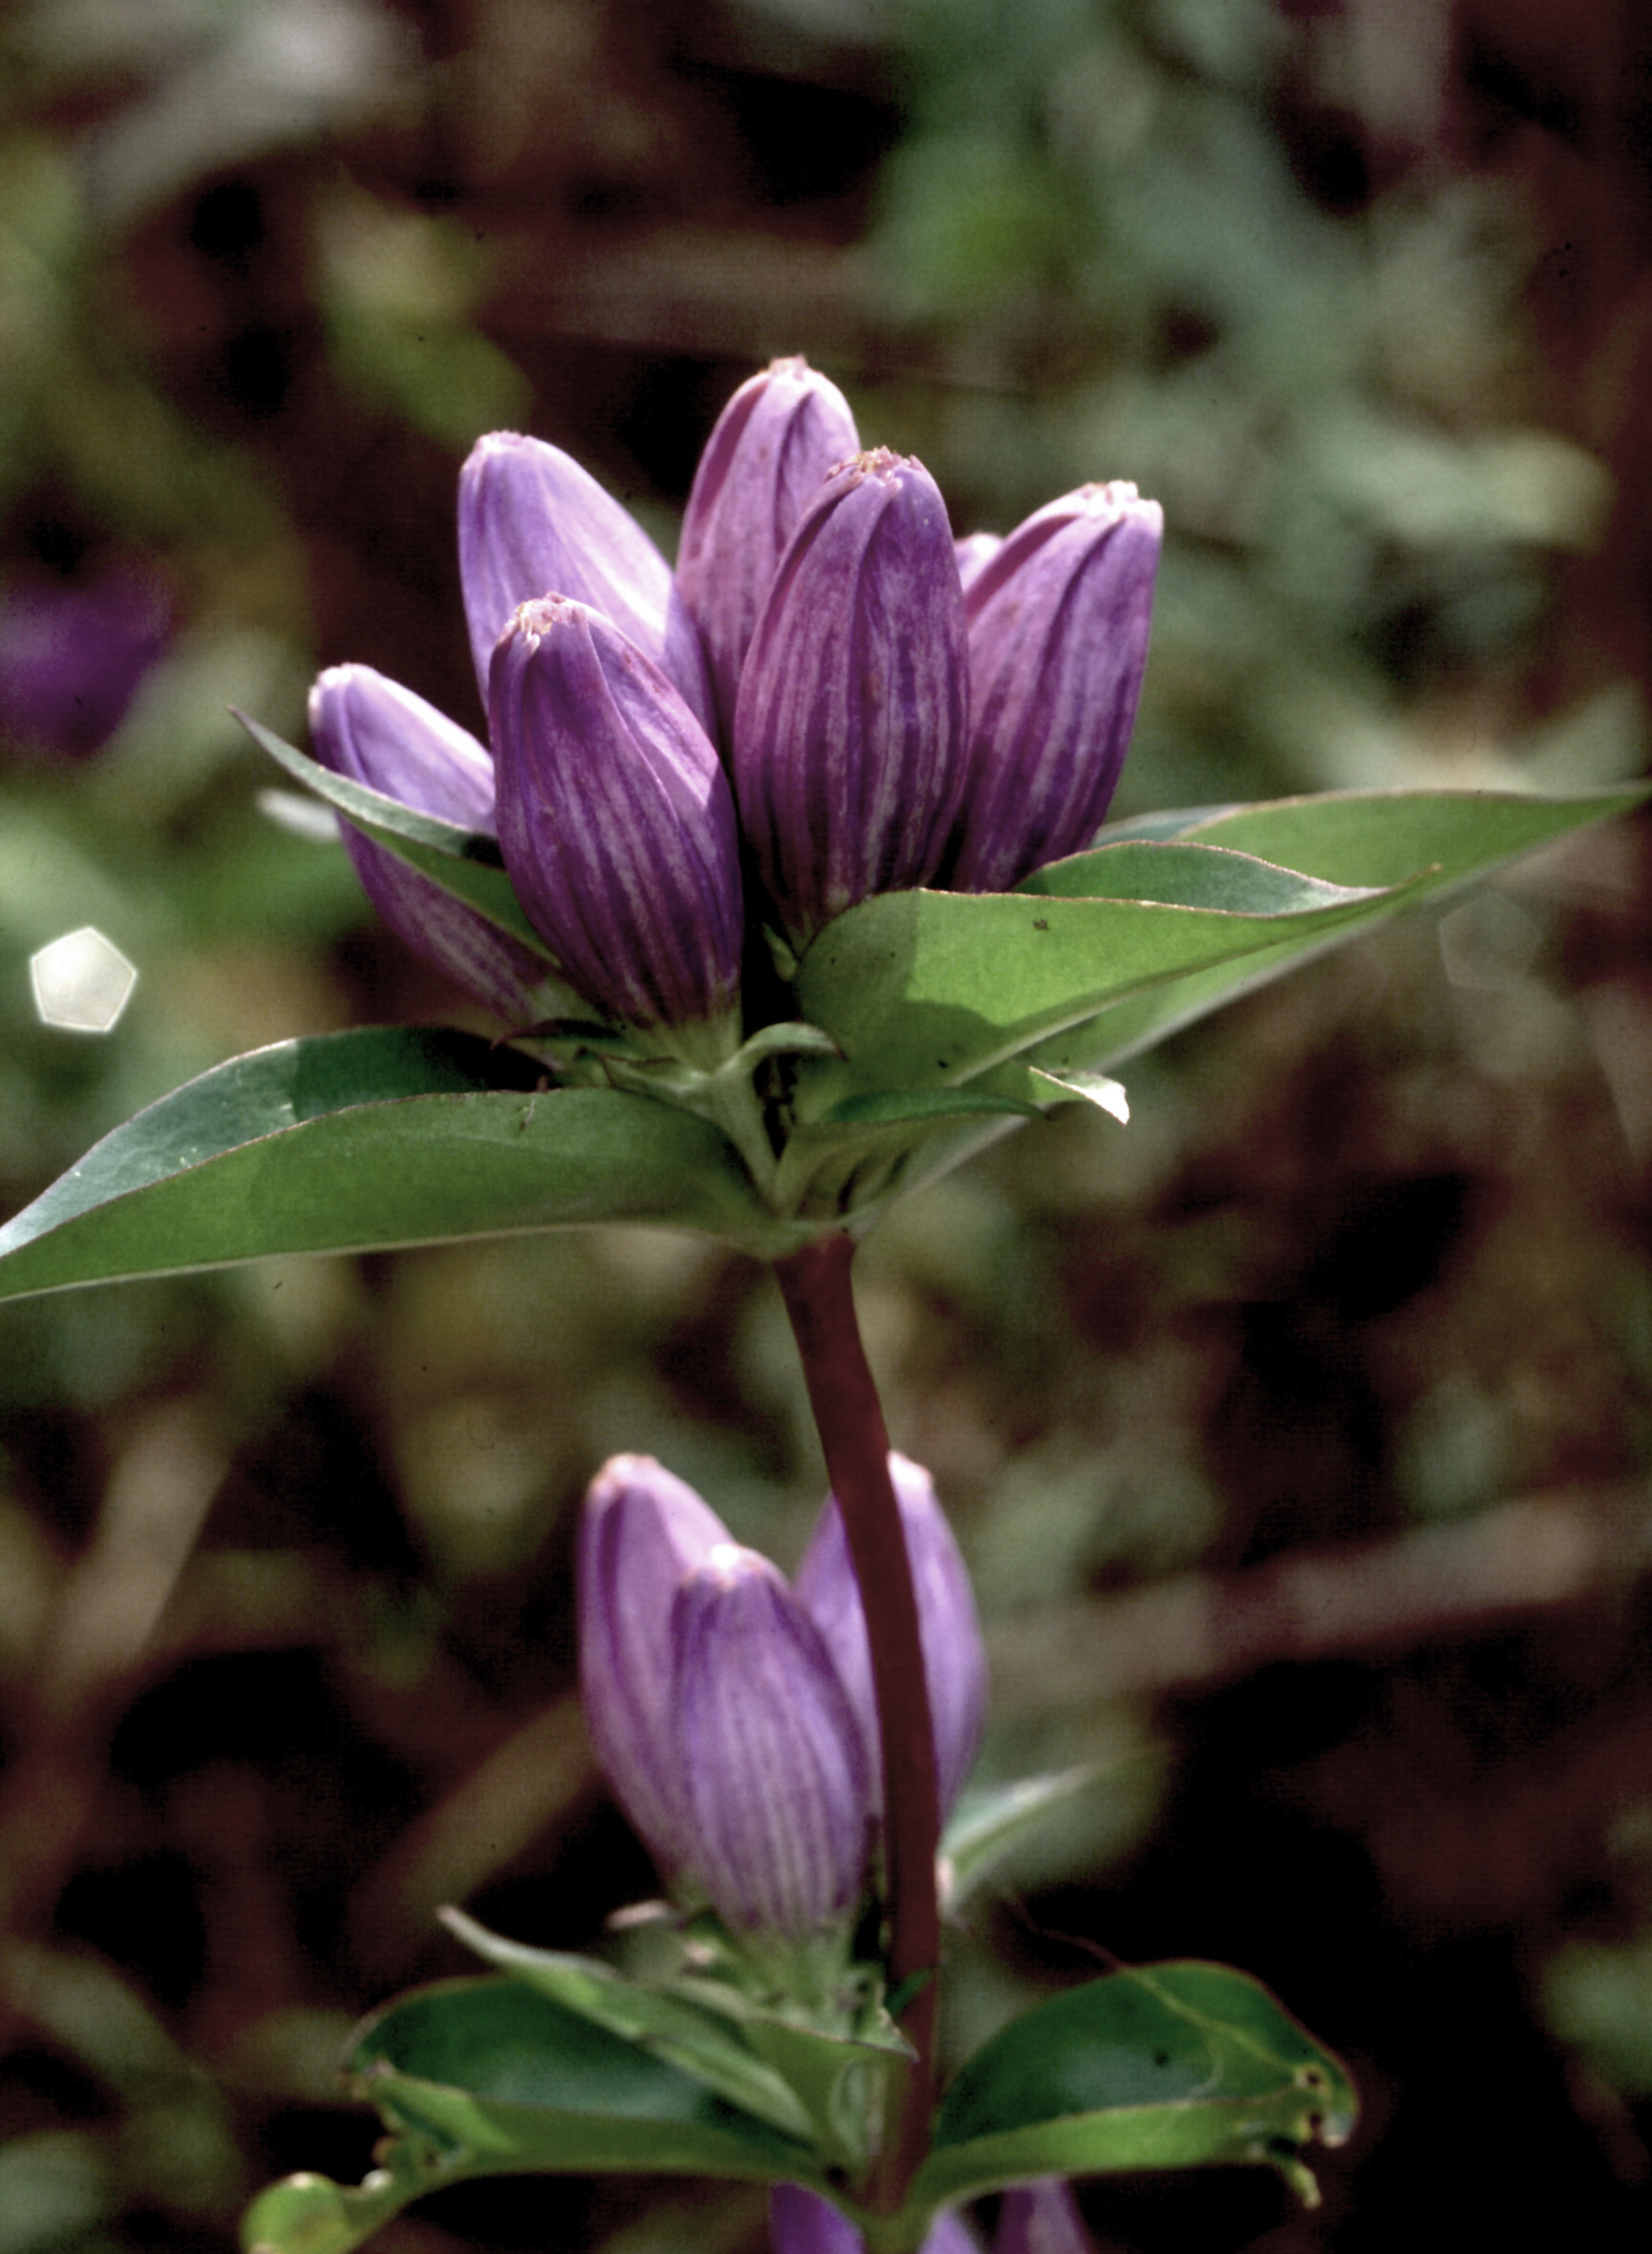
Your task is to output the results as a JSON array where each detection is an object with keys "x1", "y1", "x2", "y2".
[{"x1": 1259, "y1": 2145, "x2": 1323, "y2": 2208}]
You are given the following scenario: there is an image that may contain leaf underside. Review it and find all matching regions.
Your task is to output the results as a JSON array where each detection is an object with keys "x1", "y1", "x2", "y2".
[{"x1": 0, "y1": 1029, "x2": 784, "y2": 1303}]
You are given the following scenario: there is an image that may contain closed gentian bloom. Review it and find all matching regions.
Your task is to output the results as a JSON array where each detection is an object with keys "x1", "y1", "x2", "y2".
[
  {"x1": 674, "y1": 1543, "x2": 872, "y2": 1937},
  {"x1": 579, "y1": 1456, "x2": 873, "y2": 1933},
  {"x1": 770, "y1": 2185, "x2": 979, "y2": 2254},
  {"x1": 945, "y1": 483, "x2": 1161, "y2": 894},
  {"x1": 993, "y1": 2182, "x2": 1097, "y2": 2254},
  {"x1": 309, "y1": 664, "x2": 554, "y2": 1024},
  {"x1": 490, "y1": 596, "x2": 744, "y2": 1033},
  {"x1": 578, "y1": 1454, "x2": 730, "y2": 1878},
  {"x1": 459, "y1": 432, "x2": 714, "y2": 735},
  {"x1": 733, "y1": 449, "x2": 970, "y2": 944},
  {"x1": 795, "y1": 1452, "x2": 986, "y2": 1822},
  {"x1": 578, "y1": 1449, "x2": 978, "y2": 1943},
  {"x1": 677, "y1": 356, "x2": 860, "y2": 743}
]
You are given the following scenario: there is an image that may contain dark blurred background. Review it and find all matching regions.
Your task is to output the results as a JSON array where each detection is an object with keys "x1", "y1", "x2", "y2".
[{"x1": 3, "y1": 1, "x2": 1652, "y2": 2248}]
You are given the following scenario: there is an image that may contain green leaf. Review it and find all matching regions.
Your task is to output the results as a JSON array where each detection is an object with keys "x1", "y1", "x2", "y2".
[
  {"x1": 791, "y1": 870, "x2": 1410, "y2": 1114},
  {"x1": 353, "y1": 1975, "x2": 813, "y2": 2171},
  {"x1": 823, "y1": 1089, "x2": 1047, "y2": 1126},
  {"x1": 1026, "y1": 1066, "x2": 1130, "y2": 1121},
  {"x1": 1083, "y1": 805, "x2": 1241, "y2": 844},
  {"x1": 1178, "y1": 782, "x2": 1643, "y2": 887},
  {"x1": 1017, "y1": 839, "x2": 1385, "y2": 913},
  {"x1": 659, "y1": 1972, "x2": 910, "y2": 2181},
  {"x1": 242, "y1": 1977, "x2": 817, "y2": 2254},
  {"x1": 907, "y1": 1963, "x2": 1355, "y2": 2218},
  {"x1": 794, "y1": 787, "x2": 1644, "y2": 1111},
  {"x1": 939, "y1": 1766, "x2": 1117, "y2": 1913},
  {"x1": 448, "y1": 1900, "x2": 913, "y2": 2181},
  {"x1": 0, "y1": 1028, "x2": 784, "y2": 1302},
  {"x1": 1032, "y1": 784, "x2": 1648, "y2": 1081},
  {"x1": 769, "y1": 1108, "x2": 1023, "y2": 1230},
  {"x1": 235, "y1": 713, "x2": 560, "y2": 965},
  {"x1": 438, "y1": 1909, "x2": 816, "y2": 2142},
  {"x1": 243, "y1": 2169, "x2": 406, "y2": 2254}
]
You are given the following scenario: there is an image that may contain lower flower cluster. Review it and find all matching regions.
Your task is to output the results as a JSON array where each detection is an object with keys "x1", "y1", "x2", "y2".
[
  {"x1": 578, "y1": 1454, "x2": 1100, "y2": 2254},
  {"x1": 578, "y1": 1450, "x2": 986, "y2": 1949}
]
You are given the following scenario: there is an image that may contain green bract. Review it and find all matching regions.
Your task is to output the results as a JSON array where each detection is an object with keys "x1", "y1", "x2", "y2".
[{"x1": 237, "y1": 1953, "x2": 1354, "y2": 2254}]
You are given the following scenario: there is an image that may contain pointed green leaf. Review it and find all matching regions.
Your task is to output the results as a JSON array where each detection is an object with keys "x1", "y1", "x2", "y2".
[
  {"x1": 236, "y1": 712, "x2": 560, "y2": 964},
  {"x1": 939, "y1": 1766, "x2": 1118, "y2": 1913},
  {"x1": 242, "y1": 1976, "x2": 817, "y2": 2254},
  {"x1": 655, "y1": 1972, "x2": 911, "y2": 2181},
  {"x1": 353, "y1": 1975, "x2": 812, "y2": 2174},
  {"x1": 732, "y1": 2013, "x2": 895, "y2": 2180},
  {"x1": 1017, "y1": 839, "x2": 1386, "y2": 913},
  {"x1": 908, "y1": 1963, "x2": 1355, "y2": 2215},
  {"x1": 0, "y1": 1028, "x2": 781, "y2": 1301},
  {"x1": 793, "y1": 786, "x2": 1643, "y2": 1111},
  {"x1": 1083, "y1": 804, "x2": 1241, "y2": 844},
  {"x1": 1027, "y1": 783, "x2": 1647, "y2": 1081},
  {"x1": 438, "y1": 1909, "x2": 815, "y2": 2141},
  {"x1": 1176, "y1": 782, "x2": 1645, "y2": 887},
  {"x1": 791, "y1": 875, "x2": 1412, "y2": 1113}
]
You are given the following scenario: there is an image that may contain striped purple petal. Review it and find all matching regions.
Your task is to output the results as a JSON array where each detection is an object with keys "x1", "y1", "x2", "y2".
[
  {"x1": 459, "y1": 432, "x2": 714, "y2": 736},
  {"x1": 677, "y1": 356, "x2": 859, "y2": 744},
  {"x1": 733, "y1": 449, "x2": 969, "y2": 944},
  {"x1": 308, "y1": 663, "x2": 551, "y2": 1023},
  {"x1": 946, "y1": 483, "x2": 1161, "y2": 894},
  {"x1": 489, "y1": 596, "x2": 743, "y2": 1028},
  {"x1": 795, "y1": 1452, "x2": 986, "y2": 1822},
  {"x1": 578, "y1": 1455, "x2": 730, "y2": 1878},
  {"x1": 672, "y1": 1544, "x2": 873, "y2": 1936}
]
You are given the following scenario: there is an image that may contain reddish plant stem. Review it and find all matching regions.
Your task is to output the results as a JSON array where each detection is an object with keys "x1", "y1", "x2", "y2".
[{"x1": 773, "y1": 1232, "x2": 940, "y2": 2214}]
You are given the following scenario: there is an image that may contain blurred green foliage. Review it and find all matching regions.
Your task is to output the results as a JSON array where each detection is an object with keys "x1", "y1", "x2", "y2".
[{"x1": 868, "y1": 0, "x2": 1636, "y2": 815}]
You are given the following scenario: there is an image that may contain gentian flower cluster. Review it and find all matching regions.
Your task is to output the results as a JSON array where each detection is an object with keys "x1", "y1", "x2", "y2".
[
  {"x1": 577, "y1": 1449, "x2": 985, "y2": 1948},
  {"x1": 308, "y1": 356, "x2": 1161, "y2": 1063}
]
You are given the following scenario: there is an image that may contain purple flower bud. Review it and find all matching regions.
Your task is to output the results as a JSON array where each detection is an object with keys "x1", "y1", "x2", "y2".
[
  {"x1": 993, "y1": 2182, "x2": 1096, "y2": 2254},
  {"x1": 578, "y1": 1455, "x2": 730, "y2": 1878},
  {"x1": 733, "y1": 449, "x2": 970, "y2": 943},
  {"x1": 674, "y1": 1542, "x2": 873, "y2": 1937},
  {"x1": 769, "y1": 2186, "x2": 978, "y2": 2254},
  {"x1": 795, "y1": 1454, "x2": 986, "y2": 1822},
  {"x1": 677, "y1": 356, "x2": 860, "y2": 743},
  {"x1": 770, "y1": 2184, "x2": 864, "y2": 2254},
  {"x1": 459, "y1": 432, "x2": 714, "y2": 735},
  {"x1": 489, "y1": 597, "x2": 744, "y2": 1030},
  {"x1": 946, "y1": 483, "x2": 1161, "y2": 894},
  {"x1": 308, "y1": 663, "x2": 553, "y2": 1024}
]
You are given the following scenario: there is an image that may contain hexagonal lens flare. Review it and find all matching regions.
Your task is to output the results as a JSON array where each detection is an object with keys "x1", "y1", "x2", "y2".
[{"x1": 29, "y1": 926, "x2": 138, "y2": 1033}]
